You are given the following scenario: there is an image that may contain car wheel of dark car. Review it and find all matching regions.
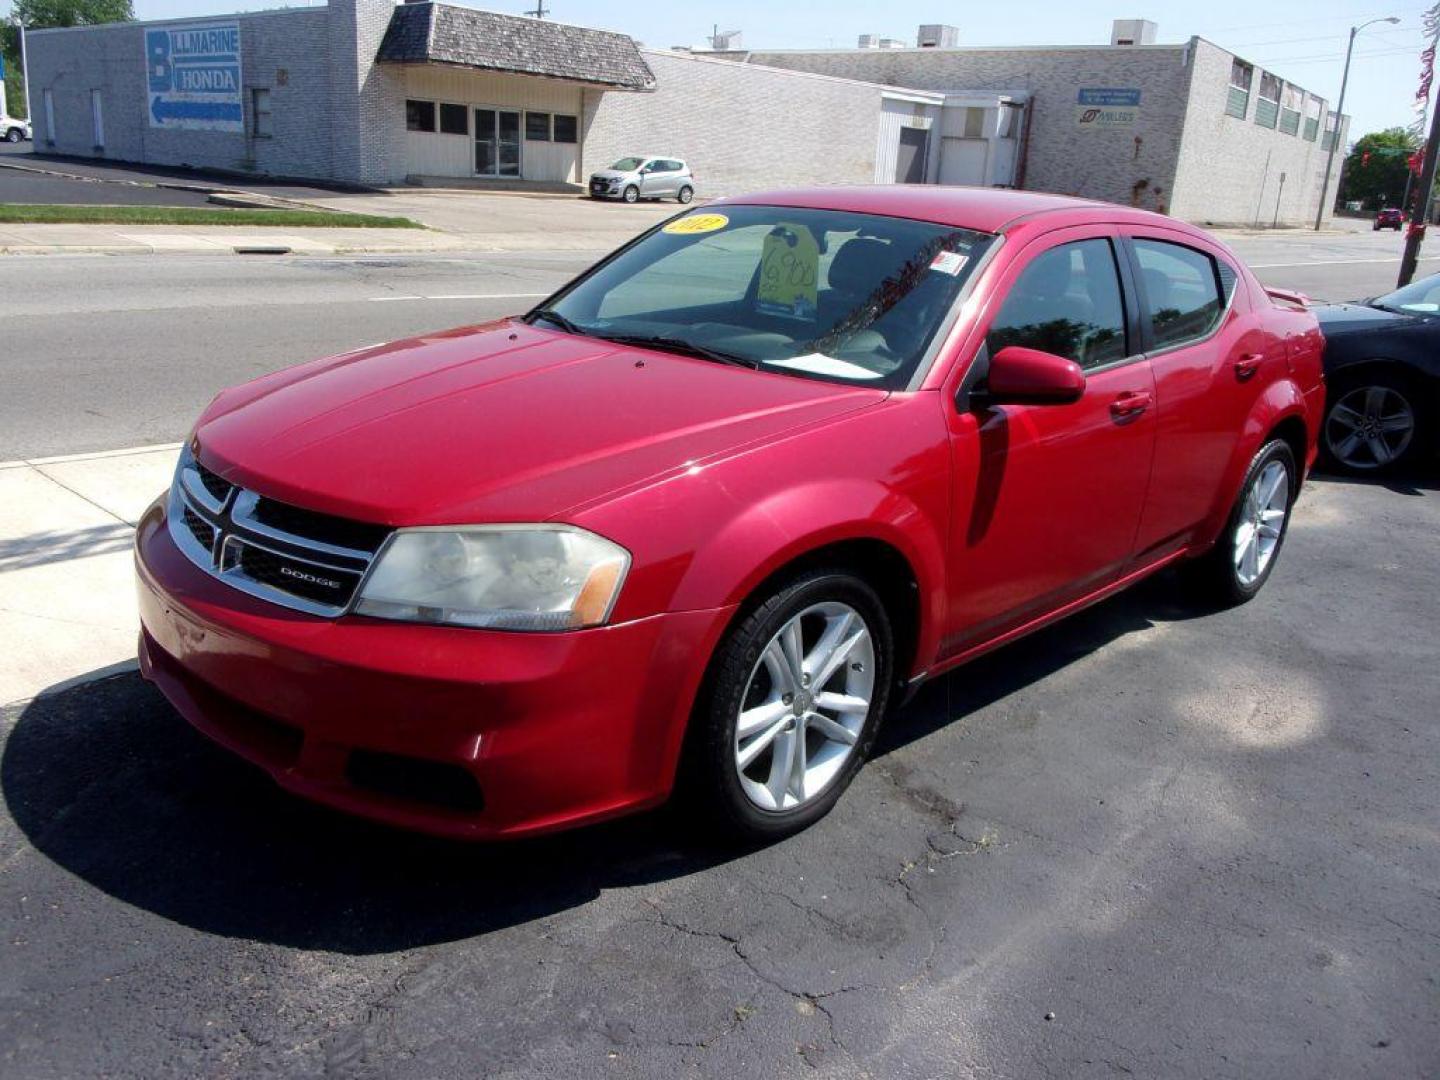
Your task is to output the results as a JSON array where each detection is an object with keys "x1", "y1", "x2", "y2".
[
  {"x1": 677, "y1": 185, "x2": 694, "y2": 205},
  {"x1": 1183, "y1": 439, "x2": 1296, "y2": 608},
  {"x1": 623, "y1": 185, "x2": 639, "y2": 204},
  {"x1": 1322, "y1": 370, "x2": 1422, "y2": 475},
  {"x1": 688, "y1": 568, "x2": 893, "y2": 841}
]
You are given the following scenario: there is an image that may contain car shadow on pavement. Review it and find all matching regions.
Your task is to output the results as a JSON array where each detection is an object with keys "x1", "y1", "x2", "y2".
[{"x1": 1, "y1": 572, "x2": 1199, "y2": 955}]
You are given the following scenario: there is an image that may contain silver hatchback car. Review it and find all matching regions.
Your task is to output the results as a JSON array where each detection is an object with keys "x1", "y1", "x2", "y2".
[{"x1": 588, "y1": 156, "x2": 695, "y2": 204}]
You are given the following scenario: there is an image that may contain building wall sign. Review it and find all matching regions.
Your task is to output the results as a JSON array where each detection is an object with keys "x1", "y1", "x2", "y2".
[
  {"x1": 145, "y1": 22, "x2": 244, "y2": 132},
  {"x1": 1076, "y1": 87, "x2": 1140, "y2": 130}
]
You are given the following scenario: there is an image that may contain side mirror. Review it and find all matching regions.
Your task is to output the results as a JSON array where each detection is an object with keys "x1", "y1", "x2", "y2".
[{"x1": 982, "y1": 345, "x2": 1086, "y2": 405}]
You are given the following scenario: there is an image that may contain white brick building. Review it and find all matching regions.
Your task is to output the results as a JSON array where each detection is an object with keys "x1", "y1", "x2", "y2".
[{"x1": 23, "y1": 4, "x2": 1348, "y2": 225}]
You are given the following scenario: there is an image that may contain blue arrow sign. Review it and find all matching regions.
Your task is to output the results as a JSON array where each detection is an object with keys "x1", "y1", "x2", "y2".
[{"x1": 151, "y1": 96, "x2": 243, "y2": 125}]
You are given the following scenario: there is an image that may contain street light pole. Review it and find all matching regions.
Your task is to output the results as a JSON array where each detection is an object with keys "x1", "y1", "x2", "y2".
[{"x1": 1314, "y1": 16, "x2": 1401, "y2": 231}]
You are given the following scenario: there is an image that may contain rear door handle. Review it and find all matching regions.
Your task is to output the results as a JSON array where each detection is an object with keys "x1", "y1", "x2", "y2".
[
  {"x1": 1234, "y1": 353, "x2": 1264, "y2": 379},
  {"x1": 1110, "y1": 390, "x2": 1152, "y2": 419}
]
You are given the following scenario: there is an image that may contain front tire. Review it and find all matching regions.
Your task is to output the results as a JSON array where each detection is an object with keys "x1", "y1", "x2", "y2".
[
  {"x1": 1182, "y1": 439, "x2": 1296, "y2": 608},
  {"x1": 622, "y1": 185, "x2": 639, "y2": 204},
  {"x1": 4, "y1": 129, "x2": 20, "y2": 144},
  {"x1": 1321, "y1": 370, "x2": 1423, "y2": 475},
  {"x1": 687, "y1": 569, "x2": 894, "y2": 842}
]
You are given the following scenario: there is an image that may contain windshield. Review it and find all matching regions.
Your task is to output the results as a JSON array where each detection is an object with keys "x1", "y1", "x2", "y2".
[
  {"x1": 527, "y1": 204, "x2": 993, "y2": 388},
  {"x1": 610, "y1": 157, "x2": 646, "y2": 171},
  {"x1": 1373, "y1": 274, "x2": 1440, "y2": 315}
]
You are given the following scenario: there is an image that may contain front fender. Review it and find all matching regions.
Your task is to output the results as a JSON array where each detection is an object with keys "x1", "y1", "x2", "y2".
[
  {"x1": 668, "y1": 477, "x2": 949, "y2": 680},
  {"x1": 1196, "y1": 377, "x2": 1312, "y2": 549}
]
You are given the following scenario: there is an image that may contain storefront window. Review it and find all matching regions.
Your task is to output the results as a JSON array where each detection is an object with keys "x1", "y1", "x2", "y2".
[
  {"x1": 525, "y1": 112, "x2": 551, "y2": 141},
  {"x1": 406, "y1": 100, "x2": 436, "y2": 133}
]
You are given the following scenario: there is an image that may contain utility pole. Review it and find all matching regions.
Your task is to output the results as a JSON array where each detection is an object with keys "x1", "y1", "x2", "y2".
[
  {"x1": 1398, "y1": 101, "x2": 1440, "y2": 285},
  {"x1": 524, "y1": 0, "x2": 548, "y2": 18},
  {"x1": 19, "y1": 18, "x2": 30, "y2": 120},
  {"x1": 1315, "y1": 16, "x2": 1401, "y2": 230}
]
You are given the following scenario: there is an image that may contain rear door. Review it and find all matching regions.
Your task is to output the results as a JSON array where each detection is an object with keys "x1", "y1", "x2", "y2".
[
  {"x1": 940, "y1": 227, "x2": 1157, "y2": 655},
  {"x1": 1122, "y1": 230, "x2": 1277, "y2": 562}
]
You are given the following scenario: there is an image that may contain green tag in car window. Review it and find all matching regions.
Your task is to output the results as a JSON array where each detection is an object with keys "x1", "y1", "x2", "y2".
[{"x1": 757, "y1": 224, "x2": 819, "y2": 321}]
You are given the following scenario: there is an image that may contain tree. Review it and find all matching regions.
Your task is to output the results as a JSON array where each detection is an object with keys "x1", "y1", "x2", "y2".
[
  {"x1": 1340, "y1": 128, "x2": 1422, "y2": 211},
  {"x1": 3, "y1": 0, "x2": 134, "y2": 116}
]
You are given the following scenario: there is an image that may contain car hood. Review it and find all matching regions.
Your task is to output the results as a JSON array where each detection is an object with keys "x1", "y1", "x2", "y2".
[
  {"x1": 590, "y1": 169, "x2": 636, "y2": 180},
  {"x1": 1311, "y1": 302, "x2": 1418, "y2": 330},
  {"x1": 194, "y1": 320, "x2": 884, "y2": 525}
]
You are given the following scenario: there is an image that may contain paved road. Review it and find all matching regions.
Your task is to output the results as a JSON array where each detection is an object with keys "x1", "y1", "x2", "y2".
[
  {"x1": 1, "y1": 474, "x2": 1435, "y2": 1078},
  {"x1": 0, "y1": 163, "x2": 217, "y2": 206},
  {"x1": 0, "y1": 253, "x2": 590, "y2": 459},
  {"x1": 1, "y1": 226, "x2": 1437, "y2": 460}
]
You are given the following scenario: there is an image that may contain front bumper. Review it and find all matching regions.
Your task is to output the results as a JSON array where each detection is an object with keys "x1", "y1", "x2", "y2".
[{"x1": 134, "y1": 498, "x2": 732, "y2": 840}]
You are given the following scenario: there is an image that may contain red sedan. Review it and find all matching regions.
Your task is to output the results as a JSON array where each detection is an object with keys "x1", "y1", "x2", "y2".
[{"x1": 135, "y1": 187, "x2": 1324, "y2": 841}]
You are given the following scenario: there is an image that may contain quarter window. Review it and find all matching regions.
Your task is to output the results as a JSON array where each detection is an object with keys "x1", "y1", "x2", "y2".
[
  {"x1": 986, "y1": 239, "x2": 1129, "y2": 370},
  {"x1": 1133, "y1": 239, "x2": 1225, "y2": 350},
  {"x1": 525, "y1": 111, "x2": 551, "y2": 141},
  {"x1": 405, "y1": 99, "x2": 436, "y2": 133},
  {"x1": 439, "y1": 103, "x2": 468, "y2": 135}
]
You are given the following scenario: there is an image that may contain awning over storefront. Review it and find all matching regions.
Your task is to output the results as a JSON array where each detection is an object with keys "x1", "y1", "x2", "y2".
[{"x1": 377, "y1": 3, "x2": 656, "y2": 91}]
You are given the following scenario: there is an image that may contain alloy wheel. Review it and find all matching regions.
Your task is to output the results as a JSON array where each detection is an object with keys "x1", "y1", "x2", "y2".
[
  {"x1": 1234, "y1": 459, "x2": 1290, "y2": 587},
  {"x1": 1325, "y1": 385, "x2": 1415, "y2": 470},
  {"x1": 734, "y1": 601, "x2": 874, "y2": 812}
]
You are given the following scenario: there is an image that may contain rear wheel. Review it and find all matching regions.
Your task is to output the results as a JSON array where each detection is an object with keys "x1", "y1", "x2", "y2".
[
  {"x1": 1182, "y1": 439, "x2": 1296, "y2": 608},
  {"x1": 688, "y1": 569, "x2": 893, "y2": 841},
  {"x1": 677, "y1": 185, "x2": 694, "y2": 204},
  {"x1": 1322, "y1": 370, "x2": 1423, "y2": 475}
]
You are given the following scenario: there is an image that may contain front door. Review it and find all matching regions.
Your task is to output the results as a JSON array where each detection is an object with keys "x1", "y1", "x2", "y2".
[
  {"x1": 940, "y1": 229, "x2": 1157, "y2": 656},
  {"x1": 474, "y1": 108, "x2": 521, "y2": 177}
]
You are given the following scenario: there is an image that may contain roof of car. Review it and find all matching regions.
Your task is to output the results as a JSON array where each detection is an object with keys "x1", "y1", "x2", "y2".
[{"x1": 715, "y1": 186, "x2": 1176, "y2": 235}]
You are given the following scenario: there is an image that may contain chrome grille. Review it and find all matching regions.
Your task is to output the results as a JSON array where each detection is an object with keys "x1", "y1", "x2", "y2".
[{"x1": 168, "y1": 449, "x2": 390, "y2": 616}]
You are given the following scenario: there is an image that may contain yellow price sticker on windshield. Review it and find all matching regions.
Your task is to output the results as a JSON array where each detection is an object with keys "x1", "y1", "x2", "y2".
[{"x1": 663, "y1": 213, "x2": 729, "y2": 235}]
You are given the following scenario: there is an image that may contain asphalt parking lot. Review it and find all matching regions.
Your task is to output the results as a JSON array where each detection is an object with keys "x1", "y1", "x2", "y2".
[{"x1": 1, "y1": 470, "x2": 1436, "y2": 1078}]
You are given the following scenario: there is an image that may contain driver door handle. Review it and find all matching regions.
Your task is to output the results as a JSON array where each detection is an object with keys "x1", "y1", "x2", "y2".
[
  {"x1": 1110, "y1": 390, "x2": 1152, "y2": 420},
  {"x1": 1234, "y1": 353, "x2": 1264, "y2": 379}
]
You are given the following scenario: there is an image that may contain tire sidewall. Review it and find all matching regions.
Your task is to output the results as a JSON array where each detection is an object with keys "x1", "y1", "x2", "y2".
[
  {"x1": 623, "y1": 185, "x2": 639, "y2": 203},
  {"x1": 677, "y1": 186, "x2": 693, "y2": 204},
  {"x1": 694, "y1": 570, "x2": 894, "y2": 840},
  {"x1": 1225, "y1": 439, "x2": 1297, "y2": 600}
]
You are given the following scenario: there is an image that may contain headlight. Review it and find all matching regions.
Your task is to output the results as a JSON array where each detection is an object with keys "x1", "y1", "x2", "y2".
[{"x1": 354, "y1": 526, "x2": 630, "y2": 631}]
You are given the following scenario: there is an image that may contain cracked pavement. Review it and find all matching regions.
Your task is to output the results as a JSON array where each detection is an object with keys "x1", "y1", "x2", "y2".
[{"x1": 1, "y1": 474, "x2": 1438, "y2": 1078}]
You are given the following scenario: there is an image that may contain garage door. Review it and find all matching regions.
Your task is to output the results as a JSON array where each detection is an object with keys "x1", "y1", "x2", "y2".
[
  {"x1": 939, "y1": 137, "x2": 988, "y2": 186},
  {"x1": 895, "y1": 127, "x2": 929, "y2": 184}
]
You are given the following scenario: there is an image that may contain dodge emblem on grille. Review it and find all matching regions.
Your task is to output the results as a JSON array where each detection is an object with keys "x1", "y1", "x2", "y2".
[{"x1": 279, "y1": 565, "x2": 343, "y2": 590}]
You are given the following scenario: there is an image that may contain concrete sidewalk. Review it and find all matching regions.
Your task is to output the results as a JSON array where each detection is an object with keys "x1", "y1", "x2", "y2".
[{"x1": 0, "y1": 444, "x2": 178, "y2": 706}]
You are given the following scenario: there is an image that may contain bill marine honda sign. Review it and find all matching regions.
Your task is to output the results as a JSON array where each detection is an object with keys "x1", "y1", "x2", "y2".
[{"x1": 146, "y1": 22, "x2": 244, "y2": 132}]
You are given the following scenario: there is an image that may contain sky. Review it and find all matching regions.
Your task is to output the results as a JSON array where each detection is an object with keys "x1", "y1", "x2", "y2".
[{"x1": 4, "y1": 0, "x2": 1437, "y2": 140}]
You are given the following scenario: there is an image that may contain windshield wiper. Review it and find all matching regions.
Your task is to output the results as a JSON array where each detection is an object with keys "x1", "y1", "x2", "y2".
[
  {"x1": 590, "y1": 332, "x2": 760, "y2": 369},
  {"x1": 529, "y1": 308, "x2": 590, "y2": 336}
]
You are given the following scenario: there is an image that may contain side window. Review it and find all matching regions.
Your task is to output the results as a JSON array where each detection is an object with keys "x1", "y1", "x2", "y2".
[
  {"x1": 986, "y1": 239, "x2": 1129, "y2": 370},
  {"x1": 1133, "y1": 239, "x2": 1224, "y2": 350}
]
